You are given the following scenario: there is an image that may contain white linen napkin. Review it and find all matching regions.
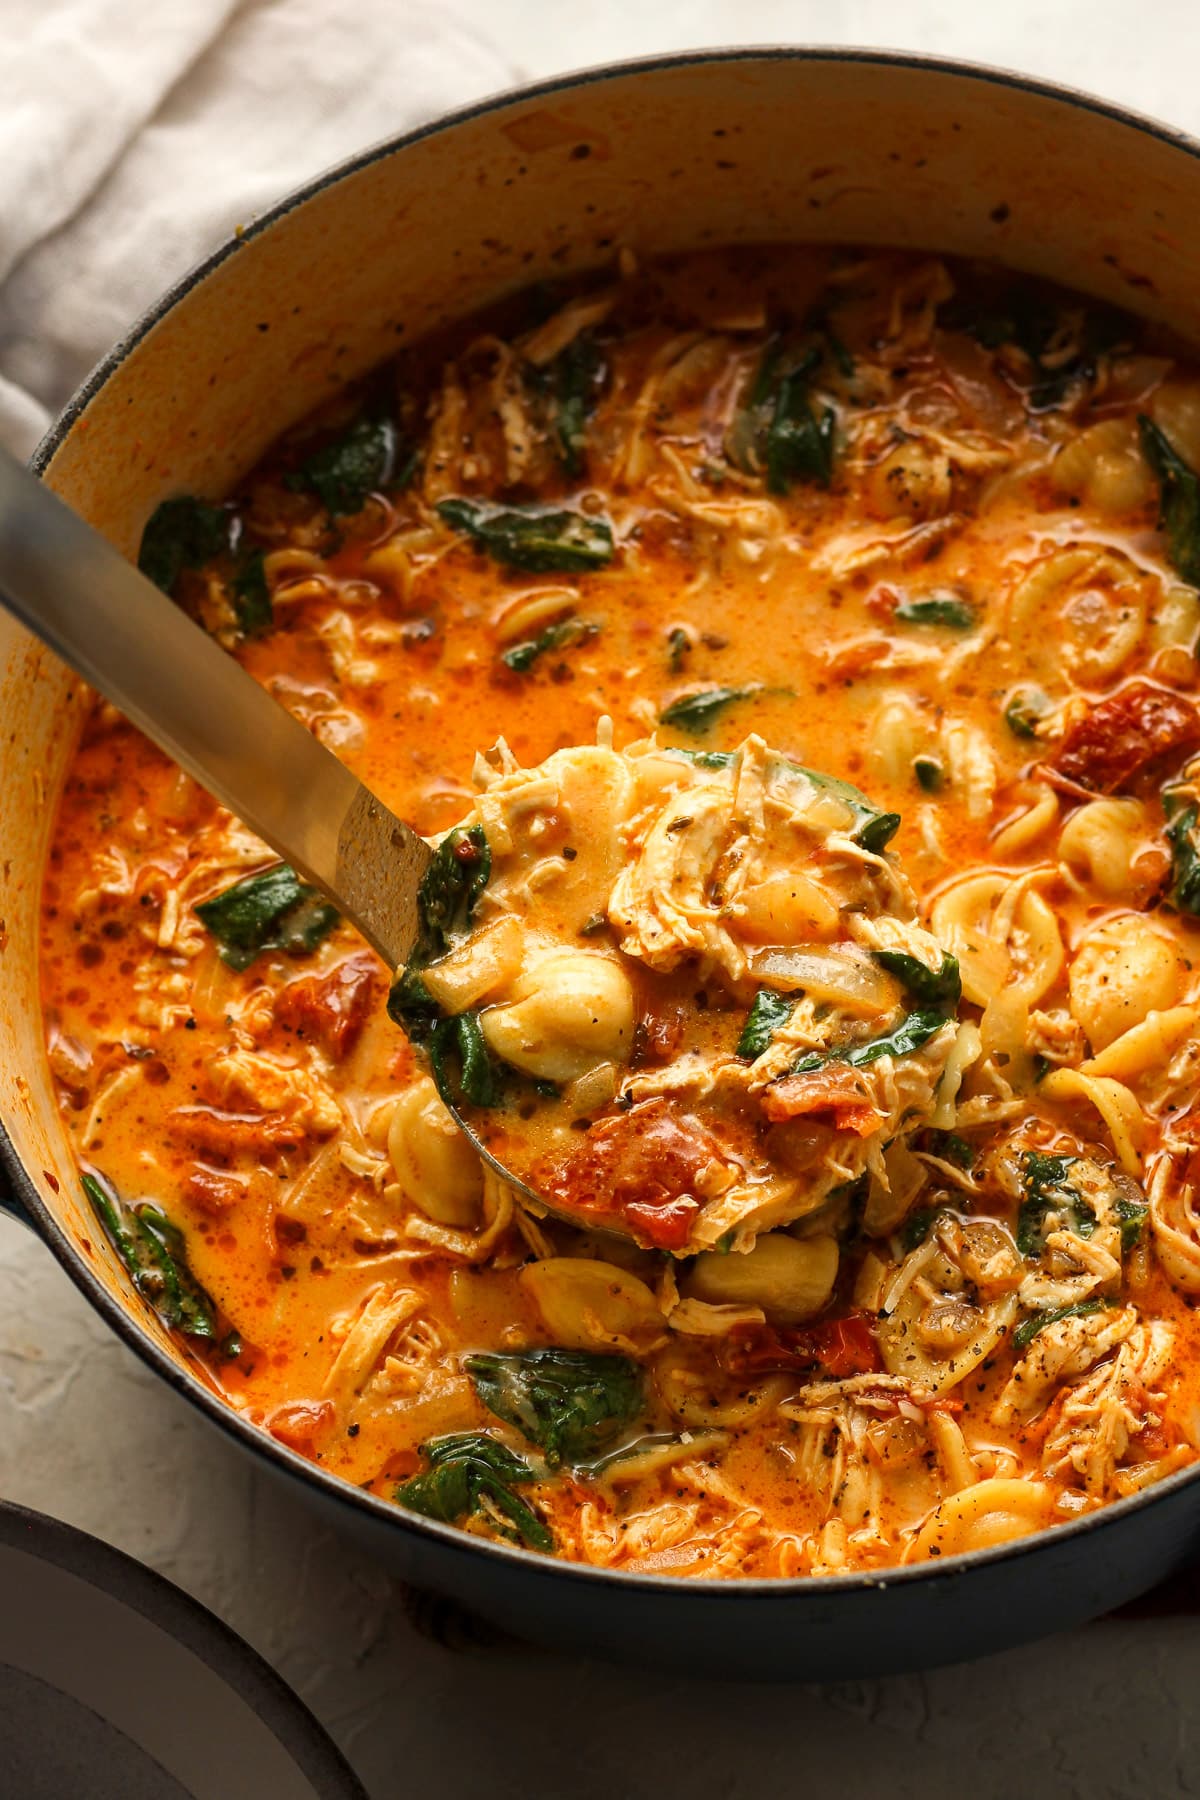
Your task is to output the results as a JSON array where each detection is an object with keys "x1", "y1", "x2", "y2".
[{"x1": 0, "y1": 0, "x2": 519, "y2": 456}]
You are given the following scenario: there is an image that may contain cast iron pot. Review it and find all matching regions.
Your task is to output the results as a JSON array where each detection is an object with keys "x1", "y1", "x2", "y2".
[{"x1": 4, "y1": 48, "x2": 1200, "y2": 1680}]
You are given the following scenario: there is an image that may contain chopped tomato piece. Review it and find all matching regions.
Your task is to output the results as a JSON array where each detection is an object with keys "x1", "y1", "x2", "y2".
[
  {"x1": 184, "y1": 1163, "x2": 246, "y2": 1216},
  {"x1": 275, "y1": 953, "x2": 379, "y2": 1060},
  {"x1": 1047, "y1": 681, "x2": 1200, "y2": 795},
  {"x1": 633, "y1": 1003, "x2": 686, "y2": 1066},
  {"x1": 265, "y1": 1398, "x2": 334, "y2": 1454},
  {"x1": 625, "y1": 1194, "x2": 702, "y2": 1250},
  {"x1": 805, "y1": 1312, "x2": 883, "y2": 1377},
  {"x1": 760, "y1": 1065, "x2": 882, "y2": 1135}
]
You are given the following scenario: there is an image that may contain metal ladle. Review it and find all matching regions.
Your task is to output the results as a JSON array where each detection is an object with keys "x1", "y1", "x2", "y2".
[{"x1": 0, "y1": 447, "x2": 558, "y2": 1213}]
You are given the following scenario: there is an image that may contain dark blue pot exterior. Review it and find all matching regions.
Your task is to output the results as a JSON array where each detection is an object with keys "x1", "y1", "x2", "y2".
[{"x1": 269, "y1": 1440, "x2": 1200, "y2": 1679}]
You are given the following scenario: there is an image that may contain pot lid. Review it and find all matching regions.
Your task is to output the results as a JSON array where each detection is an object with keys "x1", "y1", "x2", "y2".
[{"x1": 0, "y1": 1499, "x2": 366, "y2": 1800}]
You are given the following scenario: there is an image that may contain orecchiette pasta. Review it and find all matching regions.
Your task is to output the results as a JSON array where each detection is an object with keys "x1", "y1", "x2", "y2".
[{"x1": 1067, "y1": 915, "x2": 1186, "y2": 1052}]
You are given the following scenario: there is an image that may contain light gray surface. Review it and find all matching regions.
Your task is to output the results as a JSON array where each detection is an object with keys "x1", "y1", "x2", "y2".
[{"x1": 5, "y1": 6, "x2": 1200, "y2": 1798}]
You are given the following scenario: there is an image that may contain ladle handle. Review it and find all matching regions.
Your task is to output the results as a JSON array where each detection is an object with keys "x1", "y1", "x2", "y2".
[{"x1": 0, "y1": 449, "x2": 429, "y2": 970}]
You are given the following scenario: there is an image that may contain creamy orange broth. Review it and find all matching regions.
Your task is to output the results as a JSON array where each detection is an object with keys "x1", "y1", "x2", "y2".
[{"x1": 39, "y1": 246, "x2": 1200, "y2": 1576}]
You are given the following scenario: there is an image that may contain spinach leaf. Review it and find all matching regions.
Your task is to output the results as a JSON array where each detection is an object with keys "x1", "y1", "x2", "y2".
[
  {"x1": 1004, "y1": 687, "x2": 1051, "y2": 739},
  {"x1": 791, "y1": 1009, "x2": 946, "y2": 1075},
  {"x1": 1012, "y1": 1298, "x2": 1105, "y2": 1354},
  {"x1": 1162, "y1": 790, "x2": 1200, "y2": 916},
  {"x1": 388, "y1": 825, "x2": 491, "y2": 1026},
  {"x1": 667, "y1": 626, "x2": 691, "y2": 673},
  {"x1": 429, "y1": 1011, "x2": 499, "y2": 1109},
  {"x1": 502, "y1": 616, "x2": 591, "y2": 672},
  {"x1": 1139, "y1": 414, "x2": 1200, "y2": 588},
  {"x1": 395, "y1": 1432, "x2": 552, "y2": 1551},
  {"x1": 872, "y1": 950, "x2": 961, "y2": 1012},
  {"x1": 231, "y1": 548, "x2": 272, "y2": 638},
  {"x1": 437, "y1": 498, "x2": 615, "y2": 572},
  {"x1": 822, "y1": 325, "x2": 856, "y2": 380},
  {"x1": 84, "y1": 1173, "x2": 218, "y2": 1342},
  {"x1": 766, "y1": 371, "x2": 836, "y2": 493},
  {"x1": 286, "y1": 416, "x2": 398, "y2": 516},
  {"x1": 466, "y1": 1348, "x2": 643, "y2": 1469},
  {"x1": 900, "y1": 1205, "x2": 943, "y2": 1252},
  {"x1": 138, "y1": 496, "x2": 233, "y2": 596},
  {"x1": 659, "y1": 684, "x2": 763, "y2": 737},
  {"x1": 1017, "y1": 1150, "x2": 1094, "y2": 1255},
  {"x1": 854, "y1": 811, "x2": 902, "y2": 854},
  {"x1": 956, "y1": 292, "x2": 1126, "y2": 410},
  {"x1": 730, "y1": 343, "x2": 836, "y2": 493},
  {"x1": 534, "y1": 332, "x2": 605, "y2": 478},
  {"x1": 893, "y1": 594, "x2": 976, "y2": 630},
  {"x1": 1115, "y1": 1193, "x2": 1149, "y2": 1253},
  {"x1": 800, "y1": 766, "x2": 901, "y2": 854},
  {"x1": 737, "y1": 988, "x2": 794, "y2": 1059},
  {"x1": 913, "y1": 754, "x2": 944, "y2": 793},
  {"x1": 926, "y1": 1130, "x2": 975, "y2": 1169},
  {"x1": 415, "y1": 825, "x2": 491, "y2": 955},
  {"x1": 195, "y1": 863, "x2": 339, "y2": 972}
]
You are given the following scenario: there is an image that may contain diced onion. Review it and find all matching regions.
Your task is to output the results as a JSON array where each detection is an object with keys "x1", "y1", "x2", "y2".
[{"x1": 751, "y1": 946, "x2": 897, "y2": 1017}]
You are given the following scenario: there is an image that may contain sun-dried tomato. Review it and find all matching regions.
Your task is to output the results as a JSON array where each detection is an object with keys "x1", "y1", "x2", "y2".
[
  {"x1": 723, "y1": 1309, "x2": 883, "y2": 1378},
  {"x1": 535, "y1": 1097, "x2": 724, "y2": 1250},
  {"x1": 1047, "y1": 681, "x2": 1200, "y2": 795},
  {"x1": 275, "y1": 953, "x2": 379, "y2": 1060}
]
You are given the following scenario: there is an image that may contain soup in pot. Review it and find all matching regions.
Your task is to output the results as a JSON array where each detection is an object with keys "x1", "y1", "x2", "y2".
[{"x1": 39, "y1": 245, "x2": 1200, "y2": 1576}]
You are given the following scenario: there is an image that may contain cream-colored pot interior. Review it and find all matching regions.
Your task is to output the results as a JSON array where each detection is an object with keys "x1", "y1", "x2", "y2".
[{"x1": 4, "y1": 48, "x2": 1200, "y2": 1375}]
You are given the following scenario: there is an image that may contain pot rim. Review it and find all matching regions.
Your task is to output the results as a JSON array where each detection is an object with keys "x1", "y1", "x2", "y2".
[{"x1": 14, "y1": 41, "x2": 1200, "y2": 1603}]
